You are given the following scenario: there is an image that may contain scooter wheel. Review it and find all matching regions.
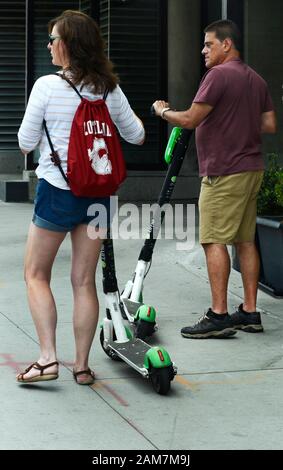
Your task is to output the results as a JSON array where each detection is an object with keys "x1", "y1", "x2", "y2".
[
  {"x1": 136, "y1": 319, "x2": 155, "y2": 340},
  {"x1": 100, "y1": 329, "x2": 122, "y2": 362},
  {"x1": 149, "y1": 365, "x2": 173, "y2": 395}
]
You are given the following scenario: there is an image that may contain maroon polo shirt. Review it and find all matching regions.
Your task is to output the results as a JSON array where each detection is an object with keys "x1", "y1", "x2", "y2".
[{"x1": 193, "y1": 58, "x2": 274, "y2": 176}]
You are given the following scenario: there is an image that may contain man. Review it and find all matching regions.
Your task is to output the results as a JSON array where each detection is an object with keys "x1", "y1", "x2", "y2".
[{"x1": 153, "y1": 20, "x2": 276, "y2": 339}]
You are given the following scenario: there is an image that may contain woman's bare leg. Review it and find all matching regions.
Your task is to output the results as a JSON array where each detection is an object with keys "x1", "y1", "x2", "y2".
[
  {"x1": 17, "y1": 223, "x2": 66, "y2": 380},
  {"x1": 70, "y1": 224, "x2": 104, "y2": 383}
]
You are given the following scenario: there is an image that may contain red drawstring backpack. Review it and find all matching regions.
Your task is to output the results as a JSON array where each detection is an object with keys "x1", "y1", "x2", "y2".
[{"x1": 43, "y1": 74, "x2": 126, "y2": 197}]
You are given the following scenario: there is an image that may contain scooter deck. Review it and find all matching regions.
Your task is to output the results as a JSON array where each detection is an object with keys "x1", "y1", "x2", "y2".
[
  {"x1": 108, "y1": 338, "x2": 151, "y2": 377},
  {"x1": 122, "y1": 298, "x2": 142, "y2": 316}
]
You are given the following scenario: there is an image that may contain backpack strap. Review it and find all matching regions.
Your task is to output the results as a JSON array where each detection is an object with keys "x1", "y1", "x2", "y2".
[
  {"x1": 103, "y1": 89, "x2": 109, "y2": 100},
  {"x1": 55, "y1": 72, "x2": 84, "y2": 100},
  {"x1": 43, "y1": 120, "x2": 69, "y2": 184},
  {"x1": 56, "y1": 72, "x2": 108, "y2": 101},
  {"x1": 42, "y1": 73, "x2": 78, "y2": 184}
]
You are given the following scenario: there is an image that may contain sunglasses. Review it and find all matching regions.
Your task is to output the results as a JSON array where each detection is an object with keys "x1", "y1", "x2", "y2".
[{"x1": 48, "y1": 34, "x2": 60, "y2": 45}]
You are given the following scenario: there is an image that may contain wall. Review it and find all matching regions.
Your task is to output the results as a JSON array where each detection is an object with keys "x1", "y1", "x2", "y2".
[
  {"x1": 167, "y1": 0, "x2": 202, "y2": 199},
  {"x1": 245, "y1": 0, "x2": 283, "y2": 164},
  {"x1": 0, "y1": 0, "x2": 25, "y2": 174}
]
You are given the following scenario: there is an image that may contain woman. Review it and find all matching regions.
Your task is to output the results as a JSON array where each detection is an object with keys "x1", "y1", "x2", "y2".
[{"x1": 17, "y1": 10, "x2": 145, "y2": 385}]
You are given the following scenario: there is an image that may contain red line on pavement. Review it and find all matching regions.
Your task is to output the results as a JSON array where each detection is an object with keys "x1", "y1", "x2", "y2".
[
  {"x1": 0, "y1": 354, "x2": 74, "y2": 374},
  {"x1": 0, "y1": 353, "x2": 29, "y2": 374},
  {"x1": 100, "y1": 382, "x2": 129, "y2": 407}
]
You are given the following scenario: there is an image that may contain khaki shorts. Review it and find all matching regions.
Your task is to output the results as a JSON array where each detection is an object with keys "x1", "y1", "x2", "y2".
[{"x1": 199, "y1": 171, "x2": 264, "y2": 244}]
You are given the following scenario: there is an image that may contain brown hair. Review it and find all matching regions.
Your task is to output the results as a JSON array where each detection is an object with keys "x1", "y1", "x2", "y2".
[
  {"x1": 48, "y1": 10, "x2": 119, "y2": 93},
  {"x1": 204, "y1": 20, "x2": 241, "y2": 51}
]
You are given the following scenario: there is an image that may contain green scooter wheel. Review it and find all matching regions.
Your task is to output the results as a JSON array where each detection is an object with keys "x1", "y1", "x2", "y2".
[
  {"x1": 134, "y1": 305, "x2": 156, "y2": 339},
  {"x1": 136, "y1": 319, "x2": 155, "y2": 340},
  {"x1": 150, "y1": 366, "x2": 173, "y2": 395}
]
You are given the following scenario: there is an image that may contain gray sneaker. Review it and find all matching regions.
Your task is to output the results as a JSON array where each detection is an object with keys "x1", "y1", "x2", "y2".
[
  {"x1": 181, "y1": 309, "x2": 237, "y2": 339},
  {"x1": 230, "y1": 304, "x2": 264, "y2": 333}
]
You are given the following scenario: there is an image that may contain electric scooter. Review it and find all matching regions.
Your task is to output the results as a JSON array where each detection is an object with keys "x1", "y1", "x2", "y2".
[
  {"x1": 100, "y1": 234, "x2": 175, "y2": 395},
  {"x1": 99, "y1": 125, "x2": 193, "y2": 395},
  {"x1": 121, "y1": 126, "x2": 193, "y2": 339}
]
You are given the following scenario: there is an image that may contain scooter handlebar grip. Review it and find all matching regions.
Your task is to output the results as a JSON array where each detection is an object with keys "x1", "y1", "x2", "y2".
[{"x1": 150, "y1": 105, "x2": 156, "y2": 116}]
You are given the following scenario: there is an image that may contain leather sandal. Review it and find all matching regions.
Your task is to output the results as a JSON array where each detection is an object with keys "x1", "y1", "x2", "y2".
[
  {"x1": 17, "y1": 361, "x2": 59, "y2": 383},
  {"x1": 73, "y1": 368, "x2": 95, "y2": 385}
]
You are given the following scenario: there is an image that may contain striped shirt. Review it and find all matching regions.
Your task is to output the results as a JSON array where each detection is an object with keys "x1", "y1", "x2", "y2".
[{"x1": 18, "y1": 73, "x2": 145, "y2": 190}]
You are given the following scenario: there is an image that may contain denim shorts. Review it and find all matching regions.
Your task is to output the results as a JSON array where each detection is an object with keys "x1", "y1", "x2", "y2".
[{"x1": 33, "y1": 179, "x2": 113, "y2": 232}]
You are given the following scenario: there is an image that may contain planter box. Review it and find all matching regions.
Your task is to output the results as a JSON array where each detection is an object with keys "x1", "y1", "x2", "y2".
[
  {"x1": 256, "y1": 216, "x2": 283, "y2": 297},
  {"x1": 232, "y1": 216, "x2": 283, "y2": 298}
]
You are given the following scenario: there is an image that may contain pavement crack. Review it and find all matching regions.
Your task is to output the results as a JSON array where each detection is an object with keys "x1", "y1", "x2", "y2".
[
  {"x1": 179, "y1": 366, "x2": 283, "y2": 376},
  {"x1": 89, "y1": 386, "x2": 159, "y2": 449},
  {"x1": 261, "y1": 354, "x2": 283, "y2": 369},
  {"x1": 0, "y1": 310, "x2": 38, "y2": 344}
]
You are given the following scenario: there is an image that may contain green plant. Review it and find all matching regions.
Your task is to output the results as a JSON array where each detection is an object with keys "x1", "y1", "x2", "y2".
[{"x1": 257, "y1": 153, "x2": 283, "y2": 215}]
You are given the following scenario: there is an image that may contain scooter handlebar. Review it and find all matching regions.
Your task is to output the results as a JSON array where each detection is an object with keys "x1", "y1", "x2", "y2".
[{"x1": 150, "y1": 105, "x2": 156, "y2": 116}]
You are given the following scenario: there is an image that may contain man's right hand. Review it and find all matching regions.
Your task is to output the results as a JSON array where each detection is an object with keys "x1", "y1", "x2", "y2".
[{"x1": 152, "y1": 100, "x2": 170, "y2": 117}]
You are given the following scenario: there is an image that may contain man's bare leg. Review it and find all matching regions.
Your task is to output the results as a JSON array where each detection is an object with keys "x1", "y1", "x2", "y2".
[{"x1": 202, "y1": 243, "x2": 230, "y2": 314}]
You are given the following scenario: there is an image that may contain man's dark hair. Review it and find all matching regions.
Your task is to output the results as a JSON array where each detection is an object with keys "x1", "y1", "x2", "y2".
[{"x1": 204, "y1": 20, "x2": 241, "y2": 51}]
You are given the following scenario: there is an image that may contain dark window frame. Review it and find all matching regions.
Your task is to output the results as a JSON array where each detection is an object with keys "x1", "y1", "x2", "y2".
[{"x1": 25, "y1": 0, "x2": 35, "y2": 170}]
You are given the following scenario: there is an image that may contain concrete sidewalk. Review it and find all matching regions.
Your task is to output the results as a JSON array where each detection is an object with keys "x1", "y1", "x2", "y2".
[{"x1": 0, "y1": 200, "x2": 282, "y2": 450}]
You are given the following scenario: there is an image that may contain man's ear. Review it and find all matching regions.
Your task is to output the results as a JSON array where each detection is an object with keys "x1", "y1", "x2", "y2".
[{"x1": 223, "y1": 37, "x2": 233, "y2": 52}]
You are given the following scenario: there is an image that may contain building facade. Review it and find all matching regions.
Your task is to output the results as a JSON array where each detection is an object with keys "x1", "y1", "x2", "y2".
[{"x1": 0, "y1": 0, "x2": 281, "y2": 200}]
